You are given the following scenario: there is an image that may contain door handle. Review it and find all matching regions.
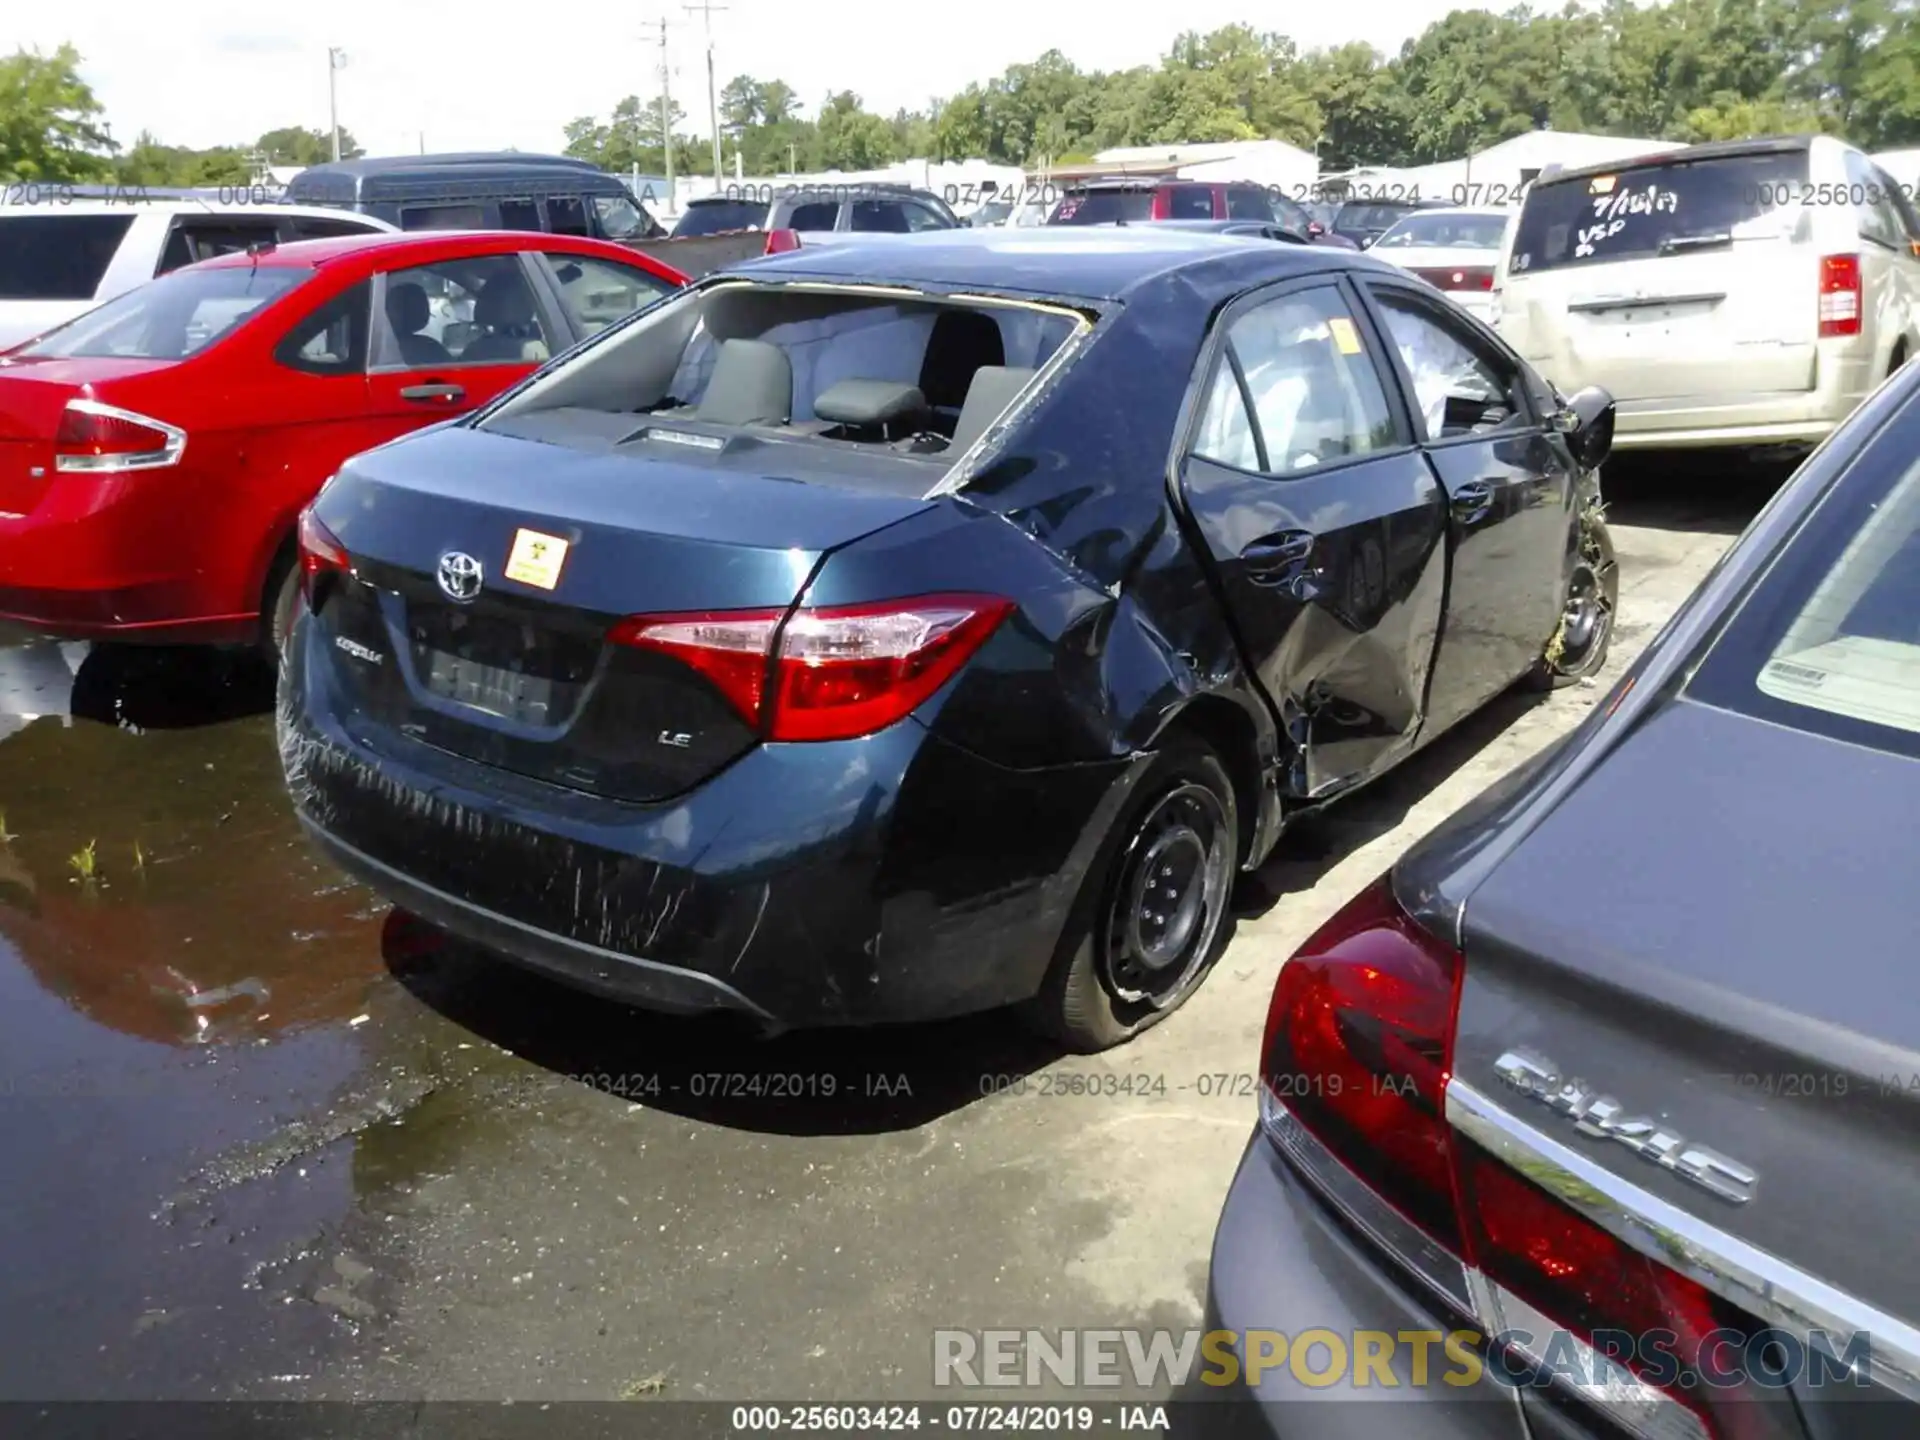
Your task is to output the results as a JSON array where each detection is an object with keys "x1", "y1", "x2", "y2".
[
  {"x1": 1451, "y1": 480, "x2": 1495, "y2": 521},
  {"x1": 400, "y1": 382, "x2": 466, "y2": 404},
  {"x1": 1242, "y1": 530, "x2": 1316, "y2": 586}
]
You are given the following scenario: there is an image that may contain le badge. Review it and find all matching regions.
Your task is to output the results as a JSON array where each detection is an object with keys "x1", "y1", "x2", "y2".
[{"x1": 504, "y1": 528, "x2": 570, "y2": 590}]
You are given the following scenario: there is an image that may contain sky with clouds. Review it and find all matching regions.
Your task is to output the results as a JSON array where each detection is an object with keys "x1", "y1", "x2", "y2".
[{"x1": 22, "y1": 1, "x2": 1484, "y2": 161}]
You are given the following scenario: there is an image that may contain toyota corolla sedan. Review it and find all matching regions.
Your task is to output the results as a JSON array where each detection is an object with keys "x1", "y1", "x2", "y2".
[
  {"x1": 0, "y1": 230, "x2": 686, "y2": 656},
  {"x1": 279, "y1": 228, "x2": 1617, "y2": 1051},
  {"x1": 1206, "y1": 356, "x2": 1920, "y2": 1430}
]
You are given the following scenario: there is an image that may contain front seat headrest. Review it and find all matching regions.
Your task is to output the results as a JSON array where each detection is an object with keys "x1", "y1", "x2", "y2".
[{"x1": 385, "y1": 282, "x2": 430, "y2": 334}]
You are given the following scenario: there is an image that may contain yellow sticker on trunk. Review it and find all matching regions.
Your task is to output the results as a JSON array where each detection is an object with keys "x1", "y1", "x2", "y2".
[
  {"x1": 1328, "y1": 316, "x2": 1363, "y2": 355},
  {"x1": 504, "y1": 529, "x2": 570, "y2": 590}
]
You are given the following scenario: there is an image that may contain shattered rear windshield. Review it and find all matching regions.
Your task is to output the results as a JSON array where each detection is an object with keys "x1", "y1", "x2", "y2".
[{"x1": 1509, "y1": 149, "x2": 1810, "y2": 274}]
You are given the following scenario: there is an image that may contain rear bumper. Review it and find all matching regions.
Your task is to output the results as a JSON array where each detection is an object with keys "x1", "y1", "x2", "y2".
[
  {"x1": 0, "y1": 582, "x2": 256, "y2": 645},
  {"x1": 1560, "y1": 346, "x2": 1878, "y2": 451},
  {"x1": 1202, "y1": 1134, "x2": 1527, "y2": 1439},
  {"x1": 279, "y1": 613, "x2": 1143, "y2": 1029}
]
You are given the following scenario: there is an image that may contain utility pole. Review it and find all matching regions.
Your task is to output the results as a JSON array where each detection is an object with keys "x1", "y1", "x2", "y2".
[
  {"x1": 328, "y1": 48, "x2": 348, "y2": 162},
  {"x1": 683, "y1": 0, "x2": 729, "y2": 185},
  {"x1": 648, "y1": 18, "x2": 676, "y2": 200}
]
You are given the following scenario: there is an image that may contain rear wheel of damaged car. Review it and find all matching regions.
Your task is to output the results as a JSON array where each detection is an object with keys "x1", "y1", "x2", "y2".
[{"x1": 1026, "y1": 735, "x2": 1238, "y2": 1052}]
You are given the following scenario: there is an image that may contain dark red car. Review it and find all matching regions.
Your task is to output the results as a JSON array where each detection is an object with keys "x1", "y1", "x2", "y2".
[
  {"x1": 0, "y1": 230, "x2": 687, "y2": 654},
  {"x1": 1047, "y1": 177, "x2": 1359, "y2": 247}
]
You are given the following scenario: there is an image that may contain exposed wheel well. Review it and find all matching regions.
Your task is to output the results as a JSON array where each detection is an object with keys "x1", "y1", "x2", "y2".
[
  {"x1": 259, "y1": 530, "x2": 299, "y2": 630},
  {"x1": 1156, "y1": 696, "x2": 1263, "y2": 861}
]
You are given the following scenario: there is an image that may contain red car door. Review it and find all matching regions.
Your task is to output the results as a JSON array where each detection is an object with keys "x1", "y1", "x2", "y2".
[{"x1": 362, "y1": 250, "x2": 563, "y2": 439}]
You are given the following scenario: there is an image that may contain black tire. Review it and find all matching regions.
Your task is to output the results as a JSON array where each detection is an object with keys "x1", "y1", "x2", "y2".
[
  {"x1": 1022, "y1": 735, "x2": 1239, "y2": 1053},
  {"x1": 262, "y1": 551, "x2": 301, "y2": 665},
  {"x1": 1525, "y1": 513, "x2": 1618, "y2": 690}
]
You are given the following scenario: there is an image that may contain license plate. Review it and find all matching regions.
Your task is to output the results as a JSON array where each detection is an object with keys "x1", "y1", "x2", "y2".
[{"x1": 425, "y1": 650, "x2": 555, "y2": 724}]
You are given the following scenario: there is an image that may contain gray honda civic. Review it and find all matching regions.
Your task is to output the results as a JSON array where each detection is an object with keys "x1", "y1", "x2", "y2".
[{"x1": 1204, "y1": 355, "x2": 1920, "y2": 1438}]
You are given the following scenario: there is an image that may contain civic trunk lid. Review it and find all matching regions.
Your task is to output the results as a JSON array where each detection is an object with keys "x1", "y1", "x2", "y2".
[
  {"x1": 1447, "y1": 695, "x2": 1920, "y2": 1339},
  {"x1": 0, "y1": 355, "x2": 178, "y2": 514},
  {"x1": 1498, "y1": 147, "x2": 1820, "y2": 401},
  {"x1": 307, "y1": 424, "x2": 935, "y2": 802}
]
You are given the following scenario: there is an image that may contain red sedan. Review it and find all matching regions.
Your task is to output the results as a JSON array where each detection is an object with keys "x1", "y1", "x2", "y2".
[{"x1": 0, "y1": 230, "x2": 686, "y2": 653}]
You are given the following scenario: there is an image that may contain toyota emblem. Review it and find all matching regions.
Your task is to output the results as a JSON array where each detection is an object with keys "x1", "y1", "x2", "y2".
[{"x1": 437, "y1": 551, "x2": 484, "y2": 603}]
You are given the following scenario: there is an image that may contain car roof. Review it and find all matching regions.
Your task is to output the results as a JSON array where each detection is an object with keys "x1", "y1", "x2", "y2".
[
  {"x1": 1382, "y1": 205, "x2": 1511, "y2": 220},
  {"x1": 190, "y1": 229, "x2": 655, "y2": 271},
  {"x1": 1530, "y1": 134, "x2": 1820, "y2": 190},
  {"x1": 0, "y1": 200, "x2": 393, "y2": 222},
  {"x1": 293, "y1": 152, "x2": 603, "y2": 178},
  {"x1": 732, "y1": 225, "x2": 1363, "y2": 303}
]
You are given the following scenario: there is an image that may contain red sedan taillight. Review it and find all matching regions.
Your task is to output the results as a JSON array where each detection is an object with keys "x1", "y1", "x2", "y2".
[
  {"x1": 1413, "y1": 266, "x2": 1496, "y2": 292},
  {"x1": 610, "y1": 593, "x2": 1013, "y2": 742},
  {"x1": 763, "y1": 228, "x2": 801, "y2": 255},
  {"x1": 1262, "y1": 876, "x2": 1778, "y2": 1440},
  {"x1": 53, "y1": 398, "x2": 186, "y2": 473}
]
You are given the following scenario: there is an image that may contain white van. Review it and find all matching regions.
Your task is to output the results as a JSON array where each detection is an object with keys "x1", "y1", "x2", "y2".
[{"x1": 1491, "y1": 135, "x2": 1920, "y2": 452}]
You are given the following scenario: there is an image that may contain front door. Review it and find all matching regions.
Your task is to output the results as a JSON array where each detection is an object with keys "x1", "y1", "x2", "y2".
[
  {"x1": 363, "y1": 252, "x2": 565, "y2": 442},
  {"x1": 1175, "y1": 278, "x2": 1449, "y2": 800},
  {"x1": 1360, "y1": 279, "x2": 1576, "y2": 733}
]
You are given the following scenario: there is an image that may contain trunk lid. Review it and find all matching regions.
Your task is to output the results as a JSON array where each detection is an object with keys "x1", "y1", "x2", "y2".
[
  {"x1": 1448, "y1": 695, "x2": 1920, "y2": 1332},
  {"x1": 0, "y1": 356, "x2": 180, "y2": 514},
  {"x1": 1498, "y1": 147, "x2": 1820, "y2": 401},
  {"x1": 309, "y1": 424, "x2": 937, "y2": 802}
]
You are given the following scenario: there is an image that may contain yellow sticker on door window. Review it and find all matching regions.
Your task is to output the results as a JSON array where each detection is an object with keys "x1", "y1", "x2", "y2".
[
  {"x1": 504, "y1": 529, "x2": 570, "y2": 590},
  {"x1": 1328, "y1": 316, "x2": 1363, "y2": 355}
]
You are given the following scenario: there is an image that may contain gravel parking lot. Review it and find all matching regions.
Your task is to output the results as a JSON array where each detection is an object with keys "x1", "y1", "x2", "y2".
[{"x1": 0, "y1": 456, "x2": 1780, "y2": 1404}]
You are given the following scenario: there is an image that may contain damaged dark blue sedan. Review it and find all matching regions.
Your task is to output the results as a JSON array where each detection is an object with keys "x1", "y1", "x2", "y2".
[{"x1": 278, "y1": 227, "x2": 1618, "y2": 1050}]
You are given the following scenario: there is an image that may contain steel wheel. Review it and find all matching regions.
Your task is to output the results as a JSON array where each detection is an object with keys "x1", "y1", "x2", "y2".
[{"x1": 1096, "y1": 780, "x2": 1233, "y2": 1009}]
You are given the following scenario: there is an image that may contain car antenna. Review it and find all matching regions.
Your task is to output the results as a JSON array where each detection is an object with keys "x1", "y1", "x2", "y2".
[{"x1": 246, "y1": 238, "x2": 276, "y2": 273}]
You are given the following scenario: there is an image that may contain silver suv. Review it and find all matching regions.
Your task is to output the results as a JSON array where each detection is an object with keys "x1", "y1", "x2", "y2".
[{"x1": 670, "y1": 184, "x2": 959, "y2": 239}]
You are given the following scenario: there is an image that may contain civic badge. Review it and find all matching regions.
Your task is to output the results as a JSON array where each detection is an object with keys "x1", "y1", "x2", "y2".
[{"x1": 437, "y1": 550, "x2": 484, "y2": 603}]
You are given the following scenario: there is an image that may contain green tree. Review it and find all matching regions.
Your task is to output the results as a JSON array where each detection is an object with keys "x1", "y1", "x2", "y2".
[
  {"x1": 256, "y1": 125, "x2": 361, "y2": 165},
  {"x1": 815, "y1": 91, "x2": 897, "y2": 168},
  {"x1": 0, "y1": 43, "x2": 116, "y2": 181}
]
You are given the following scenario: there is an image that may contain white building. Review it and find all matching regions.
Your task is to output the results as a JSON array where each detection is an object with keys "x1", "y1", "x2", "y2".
[
  {"x1": 1088, "y1": 139, "x2": 1320, "y2": 195},
  {"x1": 1337, "y1": 129, "x2": 1677, "y2": 205}
]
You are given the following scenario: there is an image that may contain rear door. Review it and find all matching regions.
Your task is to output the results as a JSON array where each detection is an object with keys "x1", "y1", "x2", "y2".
[
  {"x1": 1359, "y1": 280, "x2": 1575, "y2": 732},
  {"x1": 1175, "y1": 277, "x2": 1448, "y2": 799},
  {"x1": 363, "y1": 251, "x2": 565, "y2": 442},
  {"x1": 1499, "y1": 147, "x2": 1820, "y2": 403}
]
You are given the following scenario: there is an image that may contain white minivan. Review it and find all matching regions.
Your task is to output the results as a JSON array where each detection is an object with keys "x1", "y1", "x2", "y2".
[{"x1": 1491, "y1": 135, "x2": 1920, "y2": 452}]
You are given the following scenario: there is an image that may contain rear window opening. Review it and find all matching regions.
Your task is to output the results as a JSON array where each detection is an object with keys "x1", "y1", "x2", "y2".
[
  {"x1": 671, "y1": 200, "x2": 769, "y2": 237},
  {"x1": 1510, "y1": 148, "x2": 1813, "y2": 274},
  {"x1": 0, "y1": 214, "x2": 135, "y2": 300},
  {"x1": 1373, "y1": 212, "x2": 1509, "y2": 250},
  {"x1": 17, "y1": 264, "x2": 309, "y2": 360},
  {"x1": 481, "y1": 280, "x2": 1090, "y2": 476}
]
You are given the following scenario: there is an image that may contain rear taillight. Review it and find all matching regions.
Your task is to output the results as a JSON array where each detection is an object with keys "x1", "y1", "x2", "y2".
[
  {"x1": 764, "y1": 228, "x2": 801, "y2": 254},
  {"x1": 1818, "y1": 253, "x2": 1862, "y2": 337},
  {"x1": 1263, "y1": 876, "x2": 1782, "y2": 1440},
  {"x1": 611, "y1": 593, "x2": 1013, "y2": 741},
  {"x1": 53, "y1": 398, "x2": 186, "y2": 473},
  {"x1": 1262, "y1": 878, "x2": 1465, "y2": 1250},
  {"x1": 296, "y1": 508, "x2": 350, "y2": 603},
  {"x1": 1415, "y1": 266, "x2": 1495, "y2": 292}
]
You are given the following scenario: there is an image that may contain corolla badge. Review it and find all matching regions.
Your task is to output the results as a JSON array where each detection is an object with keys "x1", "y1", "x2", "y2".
[
  {"x1": 437, "y1": 551, "x2": 484, "y2": 603},
  {"x1": 1493, "y1": 1049, "x2": 1758, "y2": 1205}
]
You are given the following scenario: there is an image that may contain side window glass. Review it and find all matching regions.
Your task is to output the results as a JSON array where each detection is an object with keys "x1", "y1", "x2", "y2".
[
  {"x1": 849, "y1": 201, "x2": 910, "y2": 233},
  {"x1": 787, "y1": 201, "x2": 837, "y2": 231},
  {"x1": 1845, "y1": 152, "x2": 1899, "y2": 249},
  {"x1": 1166, "y1": 185, "x2": 1214, "y2": 219},
  {"x1": 546, "y1": 196, "x2": 591, "y2": 236},
  {"x1": 546, "y1": 255, "x2": 675, "y2": 336},
  {"x1": 375, "y1": 256, "x2": 551, "y2": 369},
  {"x1": 285, "y1": 216, "x2": 383, "y2": 240},
  {"x1": 904, "y1": 203, "x2": 948, "y2": 232},
  {"x1": 276, "y1": 280, "x2": 372, "y2": 374},
  {"x1": 1210, "y1": 287, "x2": 1398, "y2": 475},
  {"x1": 1374, "y1": 292, "x2": 1526, "y2": 441},
  {"x1": 499, "y1": 199, "x2": 542, "y2": 231},
  {"x1": 399, "y1": 204, "x2": 488, "y2": 231},
  {"x1": 1191, "y1": 361, "x2": 1262, "y2": 471},
  {"x1": 1226, "y1": 186, "x2": 1271, "y2": 221}
]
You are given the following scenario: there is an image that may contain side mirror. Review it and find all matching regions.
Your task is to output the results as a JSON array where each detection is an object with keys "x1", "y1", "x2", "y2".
[
  {"x1": 1306, "y1": 220, "x2": 1324, "y2": 238},
  {"x1": 1359, "y1": 235, "x2": 1375, "y2": 249},
  {"x1": 1554, "y1": 385, "x2": 1615, "y2": 470}
]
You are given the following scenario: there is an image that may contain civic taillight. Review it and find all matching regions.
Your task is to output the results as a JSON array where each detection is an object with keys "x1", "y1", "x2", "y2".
[
  {"x1": 53, "y1": 398, "x2": 186, "y2": 473},
  {"x1": 1818, "y1": 253, "x2": 1862, "y2": 337},
  {"x1": 610, "y1": 593, "x2": 1014, "y2": 741},
  {"x1": 1262, "y1": 875, "x2": 1784, "y2": 1440},
  {"x1": 296, "y1": 508, "x2": 350, "y2": 604}
]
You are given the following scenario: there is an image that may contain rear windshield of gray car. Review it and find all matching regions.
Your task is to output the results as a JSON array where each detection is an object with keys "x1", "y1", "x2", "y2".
[
  {"x1": 672, "y1": 201, "x2": 767, "y2": 237},
  {"x1": 0, "y1": 214, "x2": 135, "y2": 300},
  {"x1": 1689, "y1": 396, "x2": 1920, "y2": 758},
  {"x1": 1509, "y1": 149, "x2": 1811, "y2": 274}
]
